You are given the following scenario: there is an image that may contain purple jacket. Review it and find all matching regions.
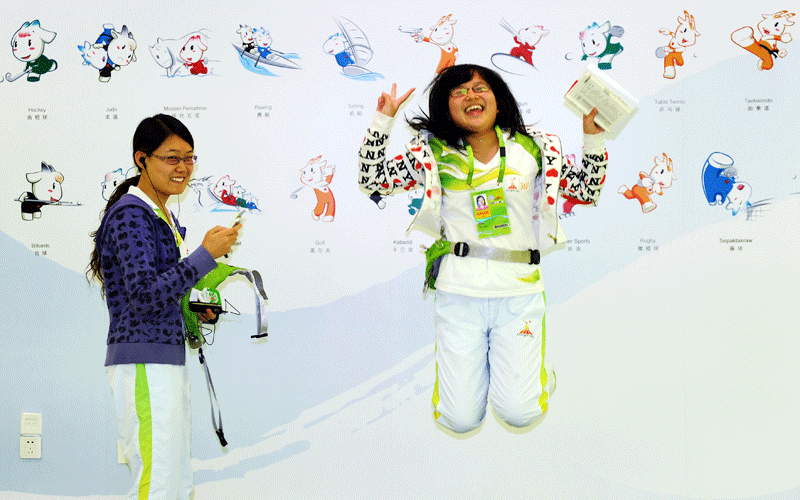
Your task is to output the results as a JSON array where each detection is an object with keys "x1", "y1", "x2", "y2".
[{"x1": 96, "y1": 193, "x2": 216, "y2": 366}]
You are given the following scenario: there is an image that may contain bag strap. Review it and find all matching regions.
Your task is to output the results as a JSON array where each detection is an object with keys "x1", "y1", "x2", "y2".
[
  {"x1": 228, "y1": 268, "x2": 269, "y2": 338},
  {"x1": 198, "y1": 347, "x2": 227, "y2": 447}
]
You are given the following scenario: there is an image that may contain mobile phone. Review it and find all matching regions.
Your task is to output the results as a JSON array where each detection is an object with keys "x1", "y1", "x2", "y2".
[{"x1": 228, "y1": 211, "x2": 244, "y2": 228}]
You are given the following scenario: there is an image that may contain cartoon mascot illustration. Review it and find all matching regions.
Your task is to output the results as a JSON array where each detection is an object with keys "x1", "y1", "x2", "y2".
[
  {"x1": 7, "y1": 20, "x2": 57, "y2": 82},
  {"x1": 732, "y1": 11, "x2": 795, "y2": 71},
  {"x1": 657, "y1": 11, "x2": 700, "y2": 79},
  {"x1": 292, "y1": 155, "x2": 336, "y2": 221},
  {"x1": 618, "y1": 153, "x2": 677, "y2": 213}
]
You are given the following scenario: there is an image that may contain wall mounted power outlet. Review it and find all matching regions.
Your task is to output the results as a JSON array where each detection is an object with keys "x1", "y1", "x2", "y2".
[
  {"x1": 20, "y1": 413, "x2": 42, "y2": 435},
  {"x1": 20, "y1": 436, "x2": 42, "y2": 459}
]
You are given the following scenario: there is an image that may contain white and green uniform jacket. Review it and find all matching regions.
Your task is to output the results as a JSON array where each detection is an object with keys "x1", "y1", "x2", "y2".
[{"x1": 358, "y1": 111, "x2": 608, "y2": 295}]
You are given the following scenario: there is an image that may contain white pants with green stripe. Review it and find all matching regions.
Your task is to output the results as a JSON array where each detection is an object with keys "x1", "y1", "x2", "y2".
[
  {"x1": 433, "y1": 291, "x2": 554, "y2": 433},
  {"x1": 108, "y1": 363, "x2": 193, "y2": 500}
]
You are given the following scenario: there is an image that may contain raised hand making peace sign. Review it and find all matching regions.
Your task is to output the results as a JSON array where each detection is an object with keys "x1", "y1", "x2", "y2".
[{"x1": 376, "y1": 83, "x2": 416, "y2": 118}]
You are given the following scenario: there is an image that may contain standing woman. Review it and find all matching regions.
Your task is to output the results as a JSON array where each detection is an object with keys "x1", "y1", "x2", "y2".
[
  {"x1": 358, "y1": 64, "x2": 608, "y2": 433},
  {"x1": 88, "y1": 114, "x2": 239, "y2": 499}
]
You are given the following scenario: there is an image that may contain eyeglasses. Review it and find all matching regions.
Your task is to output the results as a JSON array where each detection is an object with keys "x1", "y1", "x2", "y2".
[
  {"x1": 150, "y1": 154, "x2": 198, "y2": 166},
  {"x1": 449, "y1": 84, "x2": 491, "y2": 98}
]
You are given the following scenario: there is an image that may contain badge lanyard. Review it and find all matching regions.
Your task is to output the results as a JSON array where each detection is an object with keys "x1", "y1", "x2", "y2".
[
  {"x1": 464, "y1": 127, "x2": 512, "y2": 239},
  {"x1": 155, "y1": 208, "x2": 189, "y2": 258},
  {"x1": 465, "y1": 126, "x2": 506, "y2": 188}
]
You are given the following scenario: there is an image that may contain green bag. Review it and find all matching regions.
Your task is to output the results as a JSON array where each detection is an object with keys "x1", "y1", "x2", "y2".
[
  {"x1": 182, "y1": 263, "x2": 234, "y2": 347},
  {"x1": 181, "y1": 263, "x2": 269, "y2": 348},
  {"x1": 424, "y1": 238, "x2": 451, "y2": 292}
]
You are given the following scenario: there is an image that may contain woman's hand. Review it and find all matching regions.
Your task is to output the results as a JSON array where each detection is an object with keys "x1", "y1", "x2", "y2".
[
  {"x1": 201, "y1": 224, "x2": 241, "y2": 259},
  {"x1": 377, "y1": 83, "x2": 415, "y2": 118},
  {"x1": 197, "y1": 307, "x2": 217, "y2": 324},
  {"x1": 583, "y1": 107, "x2": 605, "y2": 135}
]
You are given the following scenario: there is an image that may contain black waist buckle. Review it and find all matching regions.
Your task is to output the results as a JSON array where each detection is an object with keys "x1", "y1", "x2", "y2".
[
  {"x1": 453, "y1": 242, "x2": 470, "y2": 257},
  {"x1": 529, "y1": 249, "x2": 541, "y2": 265}
]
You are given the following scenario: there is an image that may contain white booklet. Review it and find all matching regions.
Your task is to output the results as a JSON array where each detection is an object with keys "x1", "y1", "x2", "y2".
[{"x1": 564, "y1": 65, "x2": 638, "y2": 139}]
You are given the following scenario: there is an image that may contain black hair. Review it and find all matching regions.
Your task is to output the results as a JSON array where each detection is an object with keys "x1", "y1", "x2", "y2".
[
  {"x1": 87, "y1": 114, "x2": 194, "y2": 293},
  {"x1": 407, "y1": 64, "x2": 529, "y2": 149},
  {"x1": 131, "y1": 113, "x2": 194, "y2": 170}
]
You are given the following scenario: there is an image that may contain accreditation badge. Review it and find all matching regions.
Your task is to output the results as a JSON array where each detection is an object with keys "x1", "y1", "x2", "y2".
[{"x1": 473, "y1": 187, "x2": 511, "y2": 239}]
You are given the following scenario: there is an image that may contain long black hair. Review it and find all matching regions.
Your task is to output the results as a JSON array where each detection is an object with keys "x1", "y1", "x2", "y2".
[
  {"x1": 407, "y1": 64, "x2": 529, "y2": 149},
  {"x1": 87, "y1": 114, "x2": 194, "y2": 293}
]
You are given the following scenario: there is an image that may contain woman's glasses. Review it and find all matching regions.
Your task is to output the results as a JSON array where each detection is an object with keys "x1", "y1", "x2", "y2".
[
  {"x1": 449, "y1": 84, "x2": 491, "y2": 98},
  {"x1": 150, "y1": 154, "x2": 198, "y2": 166}
]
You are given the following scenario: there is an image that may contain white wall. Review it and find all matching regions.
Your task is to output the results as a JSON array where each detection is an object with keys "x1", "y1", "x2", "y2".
[{"x1": 1, "y1": 2, "x2": 799, "y2": 499}]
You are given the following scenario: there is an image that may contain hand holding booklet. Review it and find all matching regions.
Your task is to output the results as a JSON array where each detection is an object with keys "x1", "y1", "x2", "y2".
[{"x1": 564, "y1": 65, "x2": 638, "y2": 139}]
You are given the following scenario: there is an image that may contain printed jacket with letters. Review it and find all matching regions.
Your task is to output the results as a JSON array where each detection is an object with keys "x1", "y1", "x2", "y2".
[{"x1": 358, "y1": 111, "x2": 609, "y2": 258}]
